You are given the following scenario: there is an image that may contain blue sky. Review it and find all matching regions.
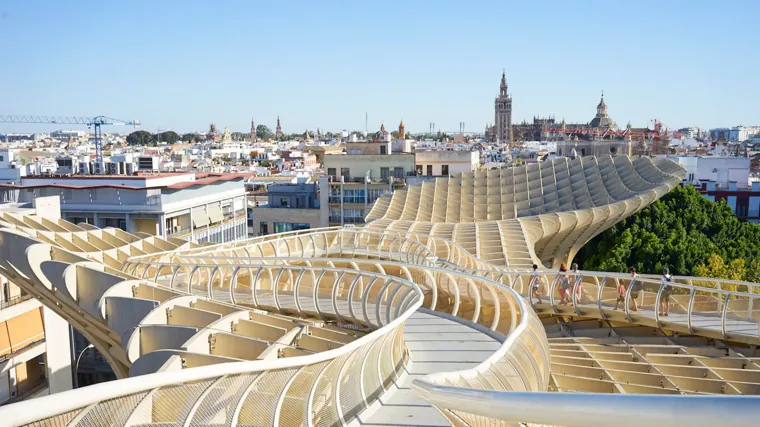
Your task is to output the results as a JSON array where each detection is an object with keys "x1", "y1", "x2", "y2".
[{"x1": 1, "y1": 0, "x2": 758, "y2": 134}]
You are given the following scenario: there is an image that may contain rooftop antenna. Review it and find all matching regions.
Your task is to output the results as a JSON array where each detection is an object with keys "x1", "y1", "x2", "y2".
[{"x1": 365, "y1": 112, "x2": 368, "y2": 134}]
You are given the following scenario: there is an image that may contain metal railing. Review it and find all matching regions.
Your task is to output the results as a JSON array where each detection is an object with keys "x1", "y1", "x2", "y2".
[
  {"x1": 2, "y1": 215, "x2": 760, "y2": 426},
  {"x1": 0, "y1": 232, "x2": 424, "y2": 426},
  {"x1": 0, "y1": 293, "x2": 33, "y2": 311}
]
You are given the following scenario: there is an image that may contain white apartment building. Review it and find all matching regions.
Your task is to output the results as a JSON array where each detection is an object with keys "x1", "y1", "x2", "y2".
[
  {"x1": 669, "y1": 156, "x2": 750, "y2": 186},
  {"x1": 0, "y1": 172, "x2": 251, "y2": 244},
  {"x1": 415, "y1": 150, "x2": 480, "y2": 176}
]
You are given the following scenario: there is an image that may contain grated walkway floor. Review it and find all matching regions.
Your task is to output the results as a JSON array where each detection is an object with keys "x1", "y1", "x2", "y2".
[{"x1": 356, "y1": 310, "x2": 501, "y2": 427}]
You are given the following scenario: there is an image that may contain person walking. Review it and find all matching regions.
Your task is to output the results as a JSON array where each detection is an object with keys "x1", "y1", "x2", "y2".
[
  {"x1": 659, "y1": 267, "x2": 673, "y2": 317},
  {"x1": 570, "y1": 263, "x2": 583, "y2": 303},
  {"x1": 614, "y1": 267, "x2": 640, "y2": 311},
  {"x1": 531, "y1": 264, "x2": 544, "y2": 305},
  {"x1": 558, "y1": 263, "x2": 570, "y2": 305}
]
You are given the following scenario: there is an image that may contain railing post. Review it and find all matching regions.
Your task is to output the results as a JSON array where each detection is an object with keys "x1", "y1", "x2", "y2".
[
  {"x1": 597, "y1": 276, "x2": 607, "y2": 320},
  {"x1": 549, "y1": 273, "x2": 560, "y2": 314},
  {"x1": 654, "y1": 283, "x2": 663, "y2": 328},
  {"x1": 722, "y1": 292, "x2": 731, "y2": 339},
  {"x1": 687, "y1": 287, "x2": 696, "y2": 334}
]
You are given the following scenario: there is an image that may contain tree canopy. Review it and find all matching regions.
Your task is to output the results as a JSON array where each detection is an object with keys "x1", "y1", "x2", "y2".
[
  {"x1": 181, "y1": 133, "x2": 200, "y2": 143},
  {"x1": 574, "y1": 185, "x2": 760, "y2": 282},
  {"x1": 127, "y1": 130, "x2": 181, "y2": 145},
  {"x1": 257, "y1": 124, "x2": 274, "y2": 141},
  {"x1": 157, "y1": 131, "x2": 180, "y2": 144},
  {"x1": 126, "y1": 130, "x2": 154, "y2": 146}
]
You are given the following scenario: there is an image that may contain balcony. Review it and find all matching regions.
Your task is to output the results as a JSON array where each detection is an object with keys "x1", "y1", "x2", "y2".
[
  {"x1": 736, "y1": 209, "x2": 760, "y2": 219},
  {"x1": 0, "y1": 293, "x2": 34, "y2": 311},
  {"x1": 329, "y1": 196, "x2": 366, "y2": 204},
  {"x1": 328, "y1": 216, "x2": 365, "y2": 224},
  {"x1": 168, "y1": 212, "x2": 247, "y2": 240}
]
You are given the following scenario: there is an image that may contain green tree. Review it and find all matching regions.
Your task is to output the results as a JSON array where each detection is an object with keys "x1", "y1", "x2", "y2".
[
  {"x1": 126, "y1": 130, "x2": 155, "y2": 146},
  {"x1": 575, "y1": 185, "x2": 760, "y2": 282},
  {"x1": 181, "y1": 133, "x2": 199, "y2": 143},
  {"x1": 231, "y1": 132, "x2": 247, "y2": 141},
  {"x1": 256, "y1": 125, "x2": 274, "y2": 140},
  {"x1": 694, "y1": 254, "x2": 746, "y2": 281},
  {"x1": 158, "y1": 131, "x2": 180, "y2": 144},
  {"x1": 259, "y1": 159, "x2": 275, "y2": 168}
]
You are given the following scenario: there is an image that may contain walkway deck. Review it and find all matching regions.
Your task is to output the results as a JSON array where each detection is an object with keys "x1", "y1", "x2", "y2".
[{"x1": 355, "y1": 311, "x2": 500, "y2": 427}]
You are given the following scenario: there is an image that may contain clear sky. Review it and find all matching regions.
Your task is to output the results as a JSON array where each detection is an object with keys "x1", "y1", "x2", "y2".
[{"x1": 1, "y1": 0, "x2": 758, "y2": 135}]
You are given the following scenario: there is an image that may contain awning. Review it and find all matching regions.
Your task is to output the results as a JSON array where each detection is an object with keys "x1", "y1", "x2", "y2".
[
  {"x1": 192, "y1": 207, "x2": 210, "y2": 228},
  {"x1": 208, "y1": 205, "x2": 223, "y2": 224}
]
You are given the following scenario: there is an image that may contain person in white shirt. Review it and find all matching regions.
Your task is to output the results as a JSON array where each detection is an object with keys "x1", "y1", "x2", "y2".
[
  {"x1": 531, "y1": 264, "x2": 543, "y2": 305},
  {"x1": 660, "y1": 267, "x2": 673, "y2": 317}
]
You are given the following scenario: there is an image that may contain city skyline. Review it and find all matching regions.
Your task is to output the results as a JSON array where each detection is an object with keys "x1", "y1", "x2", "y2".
[{"x1": 1, "y1": 1, "x2": 758, "y2": 134}]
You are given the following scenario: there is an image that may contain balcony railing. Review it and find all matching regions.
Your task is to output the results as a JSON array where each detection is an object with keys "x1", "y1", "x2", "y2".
[
  {"x1": 737, "y1": 209, "x2": 760, "y2": 219},
  {"x1": 328, "y1": 216, "x2": 365, "y2": 224},
  {"x1": 0, "y1": 294, "x2": 34, "y2": 311},
  {"x1": 168, "y1": 212, "x2": 247, "y2": 239},
  {"x1": 328, "y1": 196, "x2": 366, "y2": 204}
]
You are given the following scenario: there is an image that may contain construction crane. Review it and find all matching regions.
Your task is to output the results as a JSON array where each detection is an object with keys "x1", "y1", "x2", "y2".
[{"x1": 0, "y1": 115, "x2": 140, "y2": 172}]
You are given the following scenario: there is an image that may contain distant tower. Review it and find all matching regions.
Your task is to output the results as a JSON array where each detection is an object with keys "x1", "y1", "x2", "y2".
[
  {"x1": 275, "y1": 116, "x2": 283, "y2": 139},
  {"x1": 596, "y1": 91, "x2": 608, "y2": 120},
  {"x1": 494, "y1": 70, "x2": 512, "y2": 144},
  {"x1": 209, "y1": 122, "x2": 219, "y2": 141},
  {"x1": 398, "y1": 120, "x2": 406, "y2": 139},
  {"x1": 589, "y1": 91, "x2": 616, "y2": 130},
  {"x1": 251, "y1": 118, "x2": 256, "y2": 141}
]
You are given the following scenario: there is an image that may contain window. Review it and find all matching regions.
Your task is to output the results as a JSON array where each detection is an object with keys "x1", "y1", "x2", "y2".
[
  {"x1": 688, "y1": 173, "x2": 695, "y2": 182},
  {"x1": 442, "y1": 165, "x2": 449, "y2": 176},
  {"x1": 328, "y1": 168, "x2": 336, "y2": 178},
  {"x1": 273, "y1": 222, "x2": 311, "y2": 233},
  {"x1": 259, "y1": 221, "x2": 268, "y2": 235},
  {"x1": 340, "y1": 168, "x2": 350, "y2": 178},
  {"x1": 380, "y1": 145, "x2": 387, "y2": 155},
  {"x1": 426, "y1": 165, "x2": 433, "y2": 176},
  {"x1": 380, "y1": 167, "x2": 390, "y2": 179},
  {"x1": 393, "y1": 167, "x2": 404, "y2": 179},
  {"x1": 0, "y1": 155, "x2": 4, "y2": 161},
  {"x1": 416, "y1": 165, "x2": 423, "y2": 175},
  {"x1": 280, "y1": 197, "x2": 288, "y2": 207}
]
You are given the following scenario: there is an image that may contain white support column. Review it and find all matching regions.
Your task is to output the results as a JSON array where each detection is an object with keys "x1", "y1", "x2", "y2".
[
  {"x1": 340, "y1": 176, "x2": 345, "y2": 227},
  {"x1": 42, "y1": 307, "x2": 73, "y2": 394},
  {"x1": 158, "y1": 214, "x2": 166, "y2": 238}
]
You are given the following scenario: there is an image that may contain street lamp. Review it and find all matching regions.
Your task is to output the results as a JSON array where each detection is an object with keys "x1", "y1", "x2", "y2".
[{"x1": 73, "y1": 343, "x2": 94, "y2": 389}]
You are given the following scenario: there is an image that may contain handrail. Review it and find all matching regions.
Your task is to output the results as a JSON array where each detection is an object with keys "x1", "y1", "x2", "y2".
[{"x1": 411, "y1": 386, "x2": 760, "y2": 427}]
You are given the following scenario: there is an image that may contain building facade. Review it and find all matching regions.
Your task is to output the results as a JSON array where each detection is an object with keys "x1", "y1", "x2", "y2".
[
  {"x1": 0, "y1": 172, "x2": 250, "y2": 244},
  {"x1": 0, "y1": 198, "x2": 73, "y2": 405},
  {"x1": 249, "y1": 182, "x2": 324, "y2": 236},
  {"x1": 321, "y1": 138, "x2": 414, "y2": 226},
  {"x1": 415, "y1": 150, "x2": 480, "y2": 176}
]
